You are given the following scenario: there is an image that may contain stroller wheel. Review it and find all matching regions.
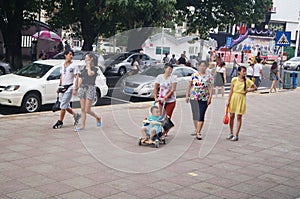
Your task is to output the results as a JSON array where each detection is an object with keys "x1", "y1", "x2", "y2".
[
  {"x1": 138, "y1": 138, "x2": 142, "y2": 146},
  {"x1": 162, "y1": 138, "x2": 166, "y2": 144},
  {"x1": 155, "y1": 139, "x2": 159, "y2": 148}
]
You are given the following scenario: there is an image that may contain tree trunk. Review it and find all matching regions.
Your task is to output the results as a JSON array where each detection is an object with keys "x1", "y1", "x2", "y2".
[
  {"x1": 79, "y1": 0, "x2": 97, "y2": 51},
  {"x1": 127, "y1": 28, "x2": 154, "y2": 52},
  {"x1": 4, "y1": 28, "x2": 23, "y2": 71},
  {"x1": 0, "y1": 1, "x2": 24, "y2": 71}
]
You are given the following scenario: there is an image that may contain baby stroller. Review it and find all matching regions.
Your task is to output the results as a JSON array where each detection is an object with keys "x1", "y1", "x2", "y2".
[{"x1": 138, "y1": 102, "x2": 173, "y2": 148}]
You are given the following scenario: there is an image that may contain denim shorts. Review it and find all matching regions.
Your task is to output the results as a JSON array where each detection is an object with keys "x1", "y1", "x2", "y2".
[{"x1": 60, "y1": 87, "x2": 73, "y2": 109}]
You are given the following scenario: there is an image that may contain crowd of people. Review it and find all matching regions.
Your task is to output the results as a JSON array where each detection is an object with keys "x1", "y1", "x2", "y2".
[{"x1": 52, "y1": 48, "x2": 283, "y2": 143}]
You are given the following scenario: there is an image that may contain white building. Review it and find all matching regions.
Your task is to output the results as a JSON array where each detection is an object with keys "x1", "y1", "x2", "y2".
[{"x1": 142, "y1": 33, "x2": 217, "y2": 62}]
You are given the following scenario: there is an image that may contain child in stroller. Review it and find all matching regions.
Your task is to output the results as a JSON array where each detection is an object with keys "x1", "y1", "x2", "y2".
[{"x1": 139, "y1": 105, "x2": 166, "y2": 148}]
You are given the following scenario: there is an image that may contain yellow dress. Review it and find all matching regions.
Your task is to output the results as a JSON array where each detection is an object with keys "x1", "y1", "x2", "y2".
[{"x1": 228, "y1": 77, "x2": 253, "y2": 115}]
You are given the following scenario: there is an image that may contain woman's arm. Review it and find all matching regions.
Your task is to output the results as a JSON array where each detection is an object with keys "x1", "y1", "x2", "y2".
[
  {"x1": 227, "y1": 83, "x2": 234, "y2": 107},
  {"x1": 185, "y1": 81, "x2": 192, "y2": 103},
  {"x1": 153, "y1": 83, "x2": 159, "y2": 102},
  {"x1": 162, "y1": 82, "x2": 177, "y2": 103},
  {"x1": 223, "y1": 68, "x2": 227, "y2": 84},
  {"x1": 207, "y1": 82, "x2": 214, "y2": 105}
]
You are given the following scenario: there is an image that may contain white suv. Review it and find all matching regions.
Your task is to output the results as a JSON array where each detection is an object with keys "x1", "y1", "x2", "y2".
[{"x1": 0, "y1": 59, "x2": 108, "y2": 113}]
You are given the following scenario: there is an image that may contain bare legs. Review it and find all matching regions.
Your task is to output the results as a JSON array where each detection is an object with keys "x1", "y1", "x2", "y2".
[
  {"x1": 59, "y1": 108, "x2": 76, "y2": 122},
  {"x1": 79, "y1": 98, "x2": 101, "y2": 129},
  {"x1": 141, "y1": 127, "x2": 156, "y2": 144},
  {"x1": 229, "y1": 113, "x2": 243, "y2": 137},
  {"x1": 269, "y1": 80, "x2": 277, "y2": 93},
  {"x1": 215, "y1": 86, "x2": 224, "y2": 97}
]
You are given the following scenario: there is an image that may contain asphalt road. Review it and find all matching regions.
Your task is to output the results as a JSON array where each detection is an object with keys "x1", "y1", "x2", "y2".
[{"x1": 1, "y1": 66, "x2": 299, "y2": 115}]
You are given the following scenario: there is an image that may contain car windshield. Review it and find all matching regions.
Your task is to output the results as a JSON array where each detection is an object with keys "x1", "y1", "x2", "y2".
[
  {"x1": 15, "y1": 63, "x2": 53, "y2": 78},
  {"x1": 106, "y1": 53, "x2": 132, "y2": 63},
  {"x1": 140, "y1": 65, "x2": 164, "y2": 77}
]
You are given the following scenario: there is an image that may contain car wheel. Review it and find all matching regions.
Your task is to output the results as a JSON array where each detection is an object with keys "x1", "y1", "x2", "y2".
[
  {"x1": 116, "y1": 49, "x2": 121, "y2": 53},
  {"x1": 118, "y1": 66, "x2": 126, "y2": 76},
  {"x1": 21, "y1": 93, "x2": 41, "y2": 113},
  {"x1": 102, "y1": 49, "x2": 106, "y2": 54},
  {"x1": 297, "y1": 66, "x2": 300, "y2": 71},
  {"x1": 92, "y1": 89, "x2": 101, "y2": 106},
  {"x1": 0, "y1": 67, "x2": 5, "y2": 76}
]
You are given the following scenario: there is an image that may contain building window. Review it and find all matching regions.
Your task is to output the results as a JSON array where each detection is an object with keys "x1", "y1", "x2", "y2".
[
  {"x1": 156, "y1": 46, "x2": 170, "y2": 54},
  {"x1": 22, "y1": 36, "x2": 35, "y2": 48}
]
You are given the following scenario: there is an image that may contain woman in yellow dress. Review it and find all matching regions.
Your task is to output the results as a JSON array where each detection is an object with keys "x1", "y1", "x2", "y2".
[{"x1": 227, "y1": 66, "x2": 257, "y2": 141}]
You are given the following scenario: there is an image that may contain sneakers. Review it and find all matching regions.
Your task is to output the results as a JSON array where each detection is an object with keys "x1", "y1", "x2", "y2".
[
  {"x1": 73, "y1": 113, "x2": 81, "y2": 125},
  {"x1": 53, "y1": 120, "x2": 63, "y2": 129},
  {"x1": 196, "y1": 134, "x2": 202, "y2": 140},
  {"x1": 226, "y1": 134, "x2": 234, "y2": 140},
  {"x1": 230, "y1": 135, "x2": 239, "y2": 141}
]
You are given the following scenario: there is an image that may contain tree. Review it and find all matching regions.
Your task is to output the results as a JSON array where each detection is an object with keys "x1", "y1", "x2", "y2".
[
  {"x1": 0, "y1": 0, "x2": 40, "y2": 71},
  {"x1": 42, "y1": 0, "x2": 176, "y2": 51},
  {"x1": 175, "y1": 0, "x2": 273, "y2": 39}
]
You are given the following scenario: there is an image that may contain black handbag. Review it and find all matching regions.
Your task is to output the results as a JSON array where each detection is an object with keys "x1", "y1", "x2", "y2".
[
  {"x1": 52, "y1": 96, "x2": 61, "y2": 112},
  {"x1": 162, "y1": 116, "x2": 174, "y2": 132}
]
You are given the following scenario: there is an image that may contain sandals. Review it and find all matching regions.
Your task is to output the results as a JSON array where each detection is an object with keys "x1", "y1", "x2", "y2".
[{"x1": 196, "y1": 133, "x2": 202, "y2": 140}]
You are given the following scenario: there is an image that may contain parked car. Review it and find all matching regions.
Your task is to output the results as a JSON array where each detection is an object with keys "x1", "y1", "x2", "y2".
[
  {"x1": 0, "y1": 59, "x2": 108, "y2": 113},
  {"x1": 99, "y1": 42, "x2": 121, "y2": 54},
  {"x1": 53, "y1": 51, "x2": 105, "y2": 72},
  {"x1": 121, "y1": 64, "x2": 197, "y2": 98},
  {"x1": 0, "y1": 61, "x2": 11, "y2": 76},
  {"x1": 283, "y1": 57, "x2": 300, "y2": 71},
  {"x1": 105, "y1": 52, "x2": 158, "y2": 76}
]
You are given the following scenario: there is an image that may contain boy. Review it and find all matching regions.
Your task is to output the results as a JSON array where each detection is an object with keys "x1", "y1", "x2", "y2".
[{"x1": 141, "y1": 106, "x2": 162, "y2": 144}]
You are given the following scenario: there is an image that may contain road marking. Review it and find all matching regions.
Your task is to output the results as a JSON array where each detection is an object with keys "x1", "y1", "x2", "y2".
[{"x1": 103, "y1": 96, "x2": 132, "y2": 104}]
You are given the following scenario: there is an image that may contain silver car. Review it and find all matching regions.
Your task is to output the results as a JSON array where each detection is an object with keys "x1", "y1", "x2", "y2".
[
  {"x1": 105, "y1": 52, "x2": 158, "y2": 76},
  {"x1": 121, "y1": 64, "x2": 197, "y2": 98},
  {"x1": 0, "y1": 61, "x2": 11, "y2": 76},
  {"x1": 283, "y1": 57, "x2": 300, "y2": 71}
]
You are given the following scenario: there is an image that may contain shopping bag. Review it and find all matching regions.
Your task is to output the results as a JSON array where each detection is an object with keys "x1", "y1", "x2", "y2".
[
  {"x1": 223, "y1": 106, "x2": 229, "y2": 125},
  {"x1": 162, "y1": 116, "x2": 174, "y2": 132},
  {"x1": 52, "y1": 96, "x2": 61, "y2": 112}
]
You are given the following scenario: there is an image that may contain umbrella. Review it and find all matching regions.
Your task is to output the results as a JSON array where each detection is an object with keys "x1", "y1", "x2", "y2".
[{"x1": 32, "y1": 30, "x2": 62, "y2": 42}]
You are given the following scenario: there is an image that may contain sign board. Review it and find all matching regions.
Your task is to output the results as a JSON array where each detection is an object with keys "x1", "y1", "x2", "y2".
[
  {"x1": 275, "y1": 31, "x2": 291, "y2": 46},
  {"x1": 226, "y1": 37, "x2": 232, "y2": 47}
]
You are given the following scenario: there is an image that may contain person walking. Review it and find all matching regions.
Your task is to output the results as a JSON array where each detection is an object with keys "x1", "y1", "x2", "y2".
[
  {"x1": 214, "y1": 61, "x2": 227, "y2": 97},
  {"x1": 75, "y1": 53, "x2": 102, "y2": 131},
  {"x1": 185, "y1": 61, "x2": 214, "y2": 140},
  {"x1": 253, "y1": 59, "x2": 265, "y2": 87},
  {"x1": 230, "y1": 54, "x2": 239, "y2": 77},
  {"x1": 153, "y1": 63, "x2": 178, "y2": 135},
  {"x1": 163, "y1": 53, "x2": 170, "y2": 64},
  {"x1": 53, "y1": 49, "x2": 81, "y2": 129},
  {"x1": 269, "y1": 61, "x2": 282, "y2": 93},
  {"x1": 169, "y1": 54, "x2": 176, "y2": 64},
  {"x1": 246, "y1": 63, "x2": 254, "y2": 81},
  {"x1": 129, "y1": 56, "x2": 140, "y2": 75},
  {"x1": 226, "y1": 66, "x2": 257, "y2": 141},
  {"x1": 30, "y1": 41, "x2": 38, "y2": 62}
]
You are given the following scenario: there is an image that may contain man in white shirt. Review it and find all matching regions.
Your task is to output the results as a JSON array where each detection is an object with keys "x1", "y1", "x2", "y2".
[
  {"x1": 253, "y1": 59, "x2": 265, "y2": 87},
  {"x1": 53, "y1": 49, "x2": 81, "y2": 129}
]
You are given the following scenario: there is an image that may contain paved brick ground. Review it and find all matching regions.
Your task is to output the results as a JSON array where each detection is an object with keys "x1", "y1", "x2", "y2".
[{"x1": 0, "y1": 89, "x2": 300, "y2": 199}]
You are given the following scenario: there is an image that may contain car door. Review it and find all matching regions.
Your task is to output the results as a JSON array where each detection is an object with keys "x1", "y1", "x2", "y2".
[
  {"x1": 176, "y1": 67, "x2": 195, "y2": 96},
  {"x1": 44, "y1": 67, "x2": 61, "y2": 104},
  {"x1": 172, "y1": 68, "x2": 185, "y2": 96}
]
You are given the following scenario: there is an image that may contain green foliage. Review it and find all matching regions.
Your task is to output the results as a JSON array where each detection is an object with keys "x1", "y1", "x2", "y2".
[{"x1": 175, "y1": 0, "x2": 273, "y2": 39}]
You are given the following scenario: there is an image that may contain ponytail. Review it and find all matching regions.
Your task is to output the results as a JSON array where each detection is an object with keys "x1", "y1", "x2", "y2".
[{"x1": 243, "y1": 76, "x2": 246, "y2": 91}]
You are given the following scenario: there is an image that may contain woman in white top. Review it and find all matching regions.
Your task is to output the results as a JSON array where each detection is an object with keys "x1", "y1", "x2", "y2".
[
  {"x1": 214, "y1": 61, "x2": 226, "y2": 97},
  {"x1": 153, "y1": 63, "x2": 178, "y2": 135},
  {"x1": 128, "y1": 57, "x2": 140, "y2": 76},
  {"x1": 246, "y1": 63, "x2": 254, "y2": 80}
]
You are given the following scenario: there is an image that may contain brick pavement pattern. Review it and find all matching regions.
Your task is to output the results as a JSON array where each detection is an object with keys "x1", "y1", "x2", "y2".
[{"x1": 0, "y1": 89, "x2": 300, "y2": 199}]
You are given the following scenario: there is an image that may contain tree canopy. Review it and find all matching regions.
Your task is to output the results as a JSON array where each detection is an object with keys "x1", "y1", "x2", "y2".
[{"x1": 176, "y1": 0, "x2": 273, "y2": 38}]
